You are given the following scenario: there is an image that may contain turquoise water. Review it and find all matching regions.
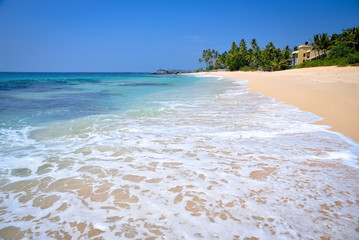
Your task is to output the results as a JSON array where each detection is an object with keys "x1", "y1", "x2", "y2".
[
  {"x1": 0, "y1": 73, "x2": 225, "y2": 126},
  {"x1": 0, "y1": 72, "x2": 358, "y2": 239}
]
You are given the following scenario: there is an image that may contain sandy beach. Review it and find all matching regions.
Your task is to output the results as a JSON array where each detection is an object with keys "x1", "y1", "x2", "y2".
[
  {"x1": 195, "y1": 66, "x2": 359, "y2": 143},
  {"x1": 1, "y1": 72, "x2": 359, "y2": 239}
]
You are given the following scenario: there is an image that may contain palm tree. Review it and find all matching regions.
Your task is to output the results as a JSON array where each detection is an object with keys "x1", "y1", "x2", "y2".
[
  {"x1": 239, "y1": 39, "x2": 247, "y2": 55},
  {"x1": 264, "y1": 42, "x2": 277, "y2": 62},
  {"x1": 198, "y1": 58, "x2": 203, "y2": 68},
  {"x1": 259, "y1": 42, "x2": 281, "y2": 71},
  {"x1": 201, "y1": 49, "x2": 219, "y2": 70},
  {"x1": 282, "y1": 46, "x2": 292, "y2": 65},
  {"x1": 341, "y1": 26, "x2": 359, "y2": 50},
  {"x1": 311, "y1": 34, "x2": 320, "y2": 56},
  {"x1": 273, "y1": 46, "x2": 292, "y2": 70},
  {"x1": 248, "y1": 39, "x2": 261, "y2": 69},
  {"x1": 250, "y1": 39, "x2": 260, "y2": 52},
  {"x1": 330, "y1": 33, "x2": 339, "y2": 49},
  {"x1": 228, "y1": 42, "x2": 237, "y2": 54},
  {"x1": 214, "y1": 52, "x2": 228, "y2": 69},
  {"x1": 311, "y1": 33, "x2": 331, "y2": 56},
  {"x1": 319, "y1": 33, "x2": 331, "y2": 54},
  {"x1": 201, "y1": 50, "x2": 208, "y2": 68}
]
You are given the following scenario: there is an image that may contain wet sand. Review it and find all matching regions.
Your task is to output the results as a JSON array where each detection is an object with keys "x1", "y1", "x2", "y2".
[
  {"x1": 1, "y1": 72, "x2": 359, "y2": 239},
  {"x1": 194, "y1": 66, "x2": 359, "y2": 143}
]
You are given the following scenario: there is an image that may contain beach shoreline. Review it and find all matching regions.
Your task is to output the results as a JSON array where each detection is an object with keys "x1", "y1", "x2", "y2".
[
  {"x1": 188, "y1": 66, "x2": 359, "y2": 143},
  {"x1": 1, "y1": 72, "x2": 359, "y2": 238}
]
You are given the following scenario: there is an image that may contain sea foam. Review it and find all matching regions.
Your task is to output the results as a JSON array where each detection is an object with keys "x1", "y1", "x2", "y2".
[{"x1": 0, "y1": 74, "x2": 358, "y2": 239}]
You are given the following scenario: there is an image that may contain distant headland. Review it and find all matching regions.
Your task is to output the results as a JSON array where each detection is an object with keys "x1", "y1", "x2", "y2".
[{"x1": 149, "y1": 69, "x2": 193, "y2": 75}]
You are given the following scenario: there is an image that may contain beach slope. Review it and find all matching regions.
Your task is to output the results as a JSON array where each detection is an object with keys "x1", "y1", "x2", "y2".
[{"x1": 200, "y1": 66, "x2": 359, "y2": 143}]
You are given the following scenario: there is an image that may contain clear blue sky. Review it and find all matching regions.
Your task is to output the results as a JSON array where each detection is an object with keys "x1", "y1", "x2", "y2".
[{"x1": 0, "y1": 0, "x2": 358, "y2": 72}]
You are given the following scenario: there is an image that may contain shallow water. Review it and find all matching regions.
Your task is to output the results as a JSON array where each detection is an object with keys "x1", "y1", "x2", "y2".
[{"x1": 0, "y1": 73, "x2": 358, "y2": 239}]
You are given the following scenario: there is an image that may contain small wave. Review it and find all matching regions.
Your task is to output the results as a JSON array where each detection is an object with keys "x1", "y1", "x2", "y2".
[
  {"x1": 0, "y1": 74, "x2": 358, "y2": 239},
  {"x1": 118, "y1": 82, "x2": 171, "y2": 87}
]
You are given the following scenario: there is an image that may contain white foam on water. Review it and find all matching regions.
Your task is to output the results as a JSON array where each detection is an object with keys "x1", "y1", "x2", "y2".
[{"x1": 0, "y1": 77, "x2": 359, "y2": 239}]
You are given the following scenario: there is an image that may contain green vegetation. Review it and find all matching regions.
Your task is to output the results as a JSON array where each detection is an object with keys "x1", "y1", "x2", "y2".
[
  {"x1": 197, "y1": 26, "x2": 359, "y2": 72},
  {"x1": 198, "y1": 39, "x2": 292, "y2": 72},
  {"x1": 198, "y1": 49, "x2": 219, "y2": 71},
  {"x1": 296, "y1": 26, "x2": 359, "y2": 68},
  {"x1": 296, "y1": 58, "x2": 349, "y2": 68},
  {"x1": 327, "y1": 44, "x2": 354, "y2": 59}
]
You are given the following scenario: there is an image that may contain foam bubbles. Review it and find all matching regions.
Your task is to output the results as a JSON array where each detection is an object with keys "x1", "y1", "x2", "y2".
[{"x1": 0, "y1": 76, "x2": 358, "y2": 239}]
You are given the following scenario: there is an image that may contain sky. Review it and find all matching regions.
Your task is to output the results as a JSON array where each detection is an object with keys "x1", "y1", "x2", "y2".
[{"x1": 0, "y1": 0, "x2": 358, "y2": 72}]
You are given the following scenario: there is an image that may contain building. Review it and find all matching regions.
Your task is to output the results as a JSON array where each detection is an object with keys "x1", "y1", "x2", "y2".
[{"x1": 292, "y1": 43, "x2": 324, "y2": 65}]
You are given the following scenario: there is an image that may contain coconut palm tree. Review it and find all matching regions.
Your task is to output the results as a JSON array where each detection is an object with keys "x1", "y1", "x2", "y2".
[
  {"x1": 214, "y1": 52, "x2": 228, "y2": 69},
  {"x1": 198, "y1": 58, "x2": 203, "y2": 68},
  {"x1": 311, "y1": 33, "x2": 331, "y2": 56},
  {"x1": 282, "y1": 46, "x2": 292, "y2": 64},
  {"x1": 239, "y1": 39, "x2": 247, "y2": 55},
  {"x1": 264, "y1": 42, "x2": 278, "y2": 61},
  {"x1": 311, "y1": 34, "x2": 320, "y2": 56},
  {"x1": 250, "y1": 39, "x2": 260, "y2": 52},
  {"x1": 229, "y1": 42, "x2": 238, "y2": 55},
  {"x1": 200, "y1": 49, "x2": 219, "y2": 70},
  {"x1": 272, "y1": 46, "x2": 292, "y2": 70},
  {"x1": 329, "y1": 33, "x2": 339, "y2": 49},
  {"x1": 340, "y1": 26, "x2": 359, "y2": 50},
  {"x1": 248, "y1": 39, "x2": 261, "y2": 69}
]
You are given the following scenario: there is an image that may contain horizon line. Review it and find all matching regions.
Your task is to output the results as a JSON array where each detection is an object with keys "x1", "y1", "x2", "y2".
[{"x1": 0, "y1": 71, "x2": 152, "y2": 73}]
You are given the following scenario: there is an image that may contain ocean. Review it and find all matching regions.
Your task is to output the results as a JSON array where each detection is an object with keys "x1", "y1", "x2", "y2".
[{"x1": 0, "y1": 72, "x2": 358, "y2": 239}]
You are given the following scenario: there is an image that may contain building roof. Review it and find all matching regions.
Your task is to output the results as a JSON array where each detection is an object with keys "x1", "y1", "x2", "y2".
[
  {"x1": 292, "y1": 50, "x2": 299, "y2": 54},
  {"x1": 299, "y1": 45, "x2": 312, "y2": 49}
]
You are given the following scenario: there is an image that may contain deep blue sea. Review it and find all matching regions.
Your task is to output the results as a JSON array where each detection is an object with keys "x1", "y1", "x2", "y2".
[{"x1": 0, "y1": 72, "x2": 358, "y2": 239}]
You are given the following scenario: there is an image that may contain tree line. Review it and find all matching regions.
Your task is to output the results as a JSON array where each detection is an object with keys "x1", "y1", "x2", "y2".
[
  {"x1": 300, "y1": 26, "x2": 359, "y2": 68},
  {"x1": 197, "y1": 26, "x2": 359, "y2": 72}
]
